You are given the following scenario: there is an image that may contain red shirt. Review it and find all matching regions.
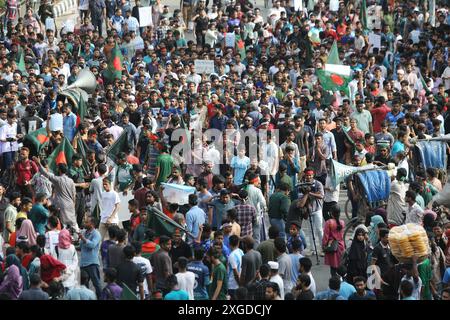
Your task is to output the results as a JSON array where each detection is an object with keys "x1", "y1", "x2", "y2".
[
  {"x1": 15, "y1": 159, "x2": 38, "y2": 186},
  {"x1": 371, "y1": 104, "x2": 391, "y2": 133}
]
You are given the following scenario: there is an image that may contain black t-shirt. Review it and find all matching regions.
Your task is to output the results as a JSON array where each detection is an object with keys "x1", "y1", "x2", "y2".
[
  {"x1": 169, "y1": 241, "x2": 193, "y2": 273},
  {"x1": 374, "y1": 154, "x2": 394, "y2": 165},
  {"x1": 195, "y1": 16, "x2": 209, "y2": 32},
  {"x1": 116, "y1": 260, "x2": 144, "y2": 293},
  {"x1": 331, "y1": 128, "x2": 346, "y2": 161},
  {"x1": 372, "y1": 243, "x2": 394, "y2": 276},
  {"x1": 296, "y1": 289, "x2": 314, "y2": 300}
]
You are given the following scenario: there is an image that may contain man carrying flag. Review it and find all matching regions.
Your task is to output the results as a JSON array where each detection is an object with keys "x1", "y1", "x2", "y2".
[{"x1": 33, "y1": 154, "x2": 78, "y2": 231}]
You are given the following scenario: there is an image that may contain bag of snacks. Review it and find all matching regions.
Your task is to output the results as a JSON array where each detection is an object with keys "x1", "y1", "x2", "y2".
[{"x1": 388, "y1": 224, "x2": 430, "y2": 262}]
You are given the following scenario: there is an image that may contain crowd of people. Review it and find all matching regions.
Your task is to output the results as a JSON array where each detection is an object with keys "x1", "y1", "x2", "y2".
[{"x1": 0, "y1": 0, "x2": 449, "y2": 301}]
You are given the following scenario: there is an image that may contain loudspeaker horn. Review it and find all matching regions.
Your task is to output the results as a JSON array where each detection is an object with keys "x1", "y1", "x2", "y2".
[{"x1": 66, "y1": 68, "x2": 97, "y2": 94}]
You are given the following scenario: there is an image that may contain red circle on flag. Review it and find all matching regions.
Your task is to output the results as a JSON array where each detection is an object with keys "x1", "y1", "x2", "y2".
[
  {"x1": 330, "y1": 74, "x2": 344, "y2": 86},
  {"x1": 113, "y1": 57, "x2": 122, "y2": 70}
]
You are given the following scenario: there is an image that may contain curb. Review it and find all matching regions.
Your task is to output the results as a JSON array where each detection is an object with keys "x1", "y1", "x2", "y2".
[{"x1": 53, "y1": 0, "x2": 77, "y2": 18}]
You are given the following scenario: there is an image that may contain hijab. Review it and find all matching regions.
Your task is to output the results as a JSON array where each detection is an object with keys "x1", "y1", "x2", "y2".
[
  {"x1": 5, "y1": 254, "x2": 29, "y2": 290},
  {"x1": 58, "y1": 229, "x2": 72, "y2": 249},
  {"x1": 348, "y1": 228, "x2": 367, "y2": 268},
  {"x1": 16, "y1": 219, "x2": 37, "y2": 246},
  {"x1": 369, "y1": 215, "x2": 384, "y2": 246},
  {"x1": 0, "y1": 264, "x2": 23, "y2": 300}
]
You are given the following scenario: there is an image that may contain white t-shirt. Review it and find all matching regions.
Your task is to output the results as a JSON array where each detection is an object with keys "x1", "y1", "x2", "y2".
[
  {"x1": 132, "y1": 256, "x2": 153, "y2": 295},
  {"x1": 175, "y1": 271, "x2": 196, "y2": 300},
  {"x1": 227, "y1": 248, "x2": 244, "y2": 290},
  {"x1": 100, "y1": 190, "x2": 120, "y2": 223}
]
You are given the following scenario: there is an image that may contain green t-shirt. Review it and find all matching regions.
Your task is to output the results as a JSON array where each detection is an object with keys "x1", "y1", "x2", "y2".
[
  {"x1": 155, "y1": 153, "x2": 173, "y2": 185},
  {"x1": 209, "y1": 262, "x2": 228, "y2": 300}
]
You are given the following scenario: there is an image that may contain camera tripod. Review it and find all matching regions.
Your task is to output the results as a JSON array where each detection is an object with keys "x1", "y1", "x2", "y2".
[{"x1": 308, "y1": 213, "x2": 320, "y2": 265}]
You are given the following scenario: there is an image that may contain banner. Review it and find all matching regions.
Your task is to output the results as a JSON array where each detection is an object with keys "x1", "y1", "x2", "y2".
[
  {"x1": 194, "y1": 59, "x2": 215, "y2": 74},
  {"x1": 330, "y1": 160, "x2": 377, "y2": 188},
  {"x1": 139, "y1": 7, "x2": 153, "y2": 27},
  {"x1": 161, "y1": 183, "x2": 196, "y2": 205}
]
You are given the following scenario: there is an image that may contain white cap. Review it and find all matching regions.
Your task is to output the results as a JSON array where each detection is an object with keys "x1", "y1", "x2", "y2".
[{"x1": 268, "y1": 261, "x2": 279, "y2": 270}]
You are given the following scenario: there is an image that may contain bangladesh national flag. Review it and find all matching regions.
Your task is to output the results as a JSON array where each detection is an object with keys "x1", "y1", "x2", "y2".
[
  {"x1": 23, "y1": 127, "x2": 50, "y2": 156},
  {"x1": 146, "y1": 206, "x2": 191, "y2": 239},
  {"x1": 103, "y1": 44, "x2": 124, "y2": 83},
  {"x1": 47, "y1": 137, "x2": 76, "y2": 173},
  {"x1": 316, "y1": 69, "x2": 352, "y2": 93},
  {"x1": 107, "y1": 130, "x2": 128, "y2": 164},
  {"x1": 236, "y1": 35, "x2": 246, "y2": 60},
  {"x1": 360, "y1": 0, "x2": 369, "y2": 32}
]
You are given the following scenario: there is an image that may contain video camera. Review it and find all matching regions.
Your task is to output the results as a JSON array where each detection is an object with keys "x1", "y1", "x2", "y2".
[{"x1": 297, "y1": 182, "x2": 315, "y2": 194}]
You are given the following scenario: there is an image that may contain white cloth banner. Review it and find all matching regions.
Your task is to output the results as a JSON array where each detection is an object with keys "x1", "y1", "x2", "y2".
[{"x1": 139, "y1": 7, "x2": 153, "y2": 27}]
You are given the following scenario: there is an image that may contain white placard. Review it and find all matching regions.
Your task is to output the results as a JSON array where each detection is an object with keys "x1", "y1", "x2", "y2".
[
  {"x1": 329, "y1": 0, "x2": 339, "y2": 11},
  {"x1": 118, "y1": 193, "x2": 134, "y2": 222},
  {"x1": 28, "y1": 120, "x2": 37, "y2": 134},
  {"x1": 194, "y1": 59, "x2": 215, "y2": 74},
  {"x1": 45, "y1": 17, "x2": 56, "y2": 32},
  {"x1": 49, "y1": 113, "x2": 63, "y2": 132},
  {"x1": 368, "y1": 32, "x2": 381, "y2": 52},
  {"x1": 139, "y1": 7, "x2": 153, "y2": 27},
  {"x1": 294, "y1": 0, "x2": 303, "y2": 11},
  {"x1": 65, "y1": 19, "x2": 75, "y2": 33},
  {"x1": 225, "y1": 33, "x2": 235, "y2": 48}
]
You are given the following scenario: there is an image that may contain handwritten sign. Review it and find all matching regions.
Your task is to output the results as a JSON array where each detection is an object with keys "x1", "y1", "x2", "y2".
[{"x1": 194, "y1": 59, "x2": 215, "y2": 74}]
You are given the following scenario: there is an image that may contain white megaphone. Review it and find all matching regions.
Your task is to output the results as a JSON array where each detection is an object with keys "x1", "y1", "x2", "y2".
[{"x1": 65, "y1": 68, "x2": 97, "y2": 94}]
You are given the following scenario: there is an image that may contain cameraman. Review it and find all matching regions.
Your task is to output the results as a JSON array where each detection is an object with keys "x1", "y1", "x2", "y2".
[{"x1": 297, "y1": 168, "x2": 324, "y2": 256}]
